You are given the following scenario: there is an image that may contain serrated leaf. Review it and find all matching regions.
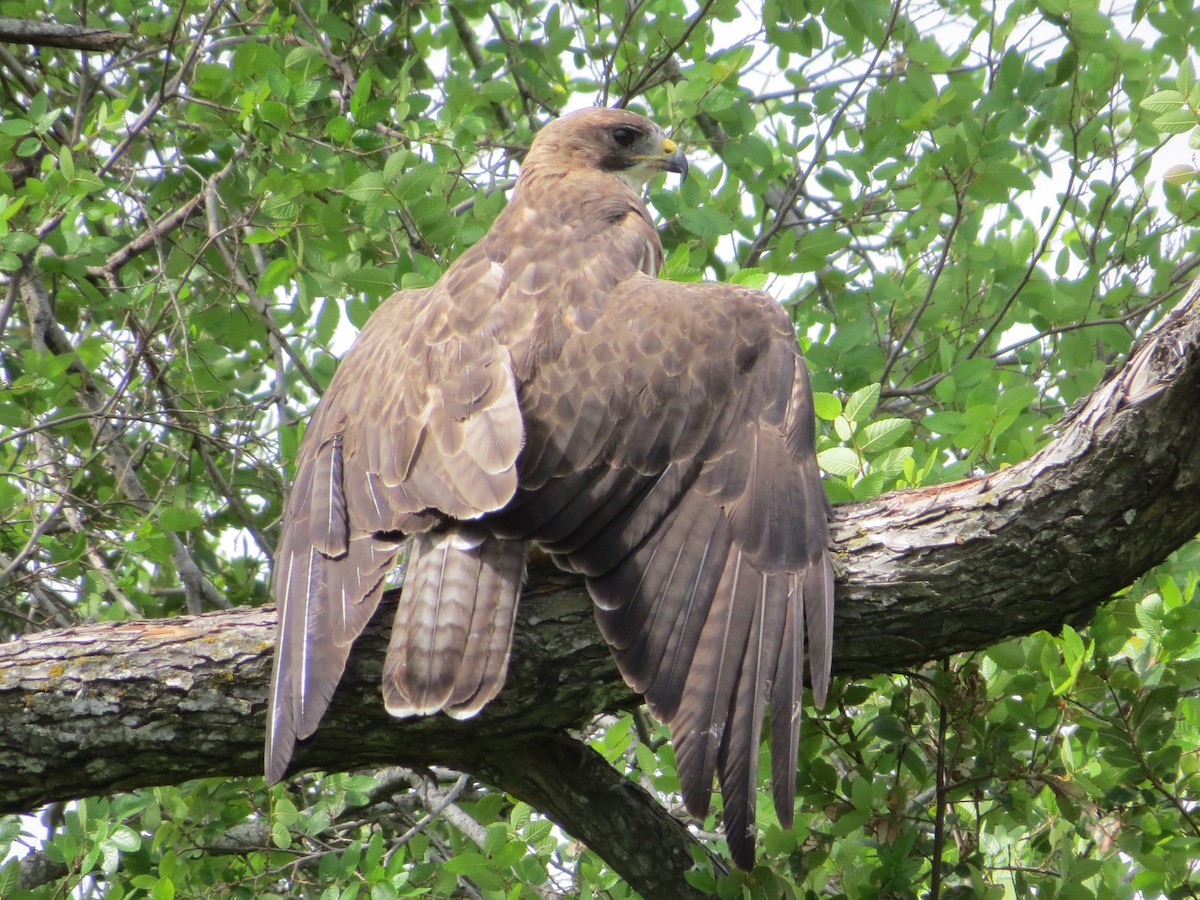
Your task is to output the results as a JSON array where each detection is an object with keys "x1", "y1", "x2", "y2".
[
  {"x1": 482, "y1": 821, "x2": 509, "y2": 857},
  {"x1": 99, "y1": 839, "x2": 121, "y2": 875},
  {"x1": 244, "y1": 228, "x2": 278, "y2": 244},
  {"x1": 0, "y1": 818, "x2": 20, "y2": 844},
  {"x1": 812, "y1": 392, "x2": 841, "y2": 420},
  {"x1": 260, "y1": 257, "x2": 295, "y2": 293},
  {"x1": 293, "y1": 80, "x2": 320, "y2": 105},
  {"x1": 1164, "y1": 164, "x2": 1200, "y2": 185},
  {"x1": 0, "y1": 118, "x2": 31, "y2": 136},
  {"x1": 794, "y1": 225, "x2": 851, "y2": 270},
  {"x1": 383, "y1": 151, "x2": 410, "y2": 183},
  {"x1": 1141, "y1": 90, "x2": 1185, "y2": 114},
  {"x1": 1159, "y1": 574, "x2": 1183, "y2": 609},
  {"x1": 859, "y1": 417, "x2": 912, "y2": 452},
  {"x1": 1153, "y1": 109, "x2": 1198, "y2": 134},
  {"x1": 108, "y1": 826, "x2": 141, "y2": 851},
  {"x1": 440, "y1": 852, "x2": 505, "y2": 890},
  {"x1": 678, "y1": 205, "x2": 733, "y2": 239},
  {"x1": 0, "y1": 860, "x2": 19, "y2": 898},
  {"x1": 844, "y1": 383, "x2": 881, "y2": 423},
  {"x1": 267, "y1": 68, "x2": 290, "y2": 100},
  {"x1": 1135, "y1": 593, "x2": 1164, "y2": 634},
  {"x1": 818, "y1": 446, "x2": 860, "y2": 477},
  {"x1": 834, "y1": 414, "x2": 854, "y2": 441},
  {"x1": 729, "y1": 267, "x2": 768, "y2": 289},
  {"x1": 1046, "y1": 48, "x2": 1077, "y2": 86},
  {"x1": 873, "y1": 446, "x2": 913, "y2": 478},
  {"x1": 69, "y1": 171, "x2": 106, "y2": 193},
  {"x1": 1059, "y1": 624, "x2": 1084, "y2": 664},
  {"x1": 345, "y1": 266, "x2": 396, "y2": 294},
  {"x1": 351, "y1": 129, "x2": 387, "y2": 151},
  {"x1": 3, "y1": 232, "x2": 39, "y2": 253},
  {"x1": 262, "y1": 193, "x2": 298, "y2": 221},
  {"x1": 1179, "y1": 58, "x2": 1197, "y2": 97},
  {"x1": 345, "y1": 172, "x2": 387, "y2": 202},
  {"x1": 509, "y1": 801, "x2": 532, "y2": 832}
]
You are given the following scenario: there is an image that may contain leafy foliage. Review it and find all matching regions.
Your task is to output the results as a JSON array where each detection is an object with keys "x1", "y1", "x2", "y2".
[{"x1": 1, "y1": 0, "x2": 1199, "y2": 896}]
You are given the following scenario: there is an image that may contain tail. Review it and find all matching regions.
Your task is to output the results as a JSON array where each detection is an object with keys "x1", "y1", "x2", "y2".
[{"x1": 383, "y1": 525, "x2": 526, "y2": 718}]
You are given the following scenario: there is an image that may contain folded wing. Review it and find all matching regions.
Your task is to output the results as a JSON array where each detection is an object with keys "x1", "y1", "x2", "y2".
[{"x1": 266, "y1": 285, "x2": 525, "y2": 783}]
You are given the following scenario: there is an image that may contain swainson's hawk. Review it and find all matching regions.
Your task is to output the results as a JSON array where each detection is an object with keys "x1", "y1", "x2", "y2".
[{"x1": 266, "y1": 106, "x2": 834, "y2": 869}]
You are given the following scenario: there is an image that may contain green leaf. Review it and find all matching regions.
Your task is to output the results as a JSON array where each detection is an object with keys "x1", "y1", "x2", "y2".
[
  {"x1": 729, "y1": 267, "x2": 769, "y2": 289},
  {"x1": 108, "y1": 825, "x2": 141, "y2": 851},
  {"x1": 345, "y1": 172, "x2": 388, "y2": 202},
  {"x1": 384, "y1": 150, "x2": 411, "y2": 183},
  {"x1": 0, "y1": 860, "x2": 19, "y2": 899},
  {"x1": 69, "y1": 170, "x2": 106, "y2": 193},
  {"x1": 2, "y1": 231, "x2": 38, "y2": 253},
  {"x1": 440, "y1": 852, "x2": 505, "y2": 890},
  {"x1": 678, "y1": 205, "x2": 734, "y2": 238},
  {"x1": 844, "y1": 383, "x2": 881, "y2": 423},
  {"x1": 1046, "y1": 48, "x2": 1078, "y2": 86},
  {"x1": 818, "y1": 447, "x2": 860, "y2": 477},
  {"x1": 859, "y1": 417, "x2": 912, "y2": 452},
  {"x1": 1178, "y1": 57, "x2": 1197, "y2": 98},
  {"x1": 99, "y1": 838, "x2": 122, "y2": 874},
  {"x1": 812, "y1": 392, "x2": 842, "y2": 420},
  {"x1": 1141, "y1": 90, "x2": 1185, "y2": 114},
  {"x1": 1164, "y1": 164, "x2": 1200, "y2": 185},
  {"x1": 1153, "y1": 109, "x2": 1198, "y2": 134},
  {"x1": 793, "y1": 225, "x2": 851, "y2": 271},
  {"x1": 158, "y1": 507, "x2": 204, "y2": 531},
  {"x1": 0, "y1": 118, "x2": 31, "y2": 136},
  {"x1": 1136, "y1": 593, "x2": 1165, "y2": 634},
  {"x1": 834, "y1": 414, "x2": 854, "y2": 441}
]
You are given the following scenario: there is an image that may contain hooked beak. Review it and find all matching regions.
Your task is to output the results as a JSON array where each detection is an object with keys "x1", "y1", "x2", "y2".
[{"x1": 661, "y1": 137, "x2": 689, "y2": 181}]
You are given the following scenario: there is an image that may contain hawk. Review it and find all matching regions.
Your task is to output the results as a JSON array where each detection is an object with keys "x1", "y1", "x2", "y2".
[{"x1": 266, "y1": 107, "x2": 834, "y2": 869}]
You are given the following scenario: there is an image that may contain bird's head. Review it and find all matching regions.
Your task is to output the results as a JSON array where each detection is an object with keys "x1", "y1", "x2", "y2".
[{"x1": 522, "y1": 107, "x2": 689, "y2": 189}]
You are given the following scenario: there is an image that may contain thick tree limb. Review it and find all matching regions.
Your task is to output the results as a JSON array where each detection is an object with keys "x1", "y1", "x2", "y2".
[
  {"x1": 2, "y1": 282, "x2": 1199, "y2": 890},
  {"x1": 0, "y1": 17, "x2": 131, "y2": 52}
]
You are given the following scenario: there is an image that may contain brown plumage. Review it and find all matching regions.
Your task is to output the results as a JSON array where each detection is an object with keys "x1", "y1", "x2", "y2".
[{"x1": 266, "y1": 107, "x2": 834, "y2": 869}]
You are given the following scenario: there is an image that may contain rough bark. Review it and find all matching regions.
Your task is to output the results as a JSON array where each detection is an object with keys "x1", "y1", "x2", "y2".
[
  {"x1": 2, "y1": 281, "x2": 1199, "y2": 893},
  {"x1": 0, "y1": 17, "x2": 131, "y2": 51}
]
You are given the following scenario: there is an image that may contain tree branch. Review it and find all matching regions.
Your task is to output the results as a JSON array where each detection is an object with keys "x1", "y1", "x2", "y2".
[
  {"x1": 0, "y1": 17, "x2": 131, "y2": 52},
  {"x1": 2, "y1": 279, "x2": 1199, "y2": 890},
  {"x1": 14, "y1": 265, "x2": 229, "y2": 614}
]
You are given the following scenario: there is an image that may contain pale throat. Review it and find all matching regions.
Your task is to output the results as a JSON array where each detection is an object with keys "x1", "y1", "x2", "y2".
[{"x1": 614, "y1": 162, "x2": 662, "y2": 192}]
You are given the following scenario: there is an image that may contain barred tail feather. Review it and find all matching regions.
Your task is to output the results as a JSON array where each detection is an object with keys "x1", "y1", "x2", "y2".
[{"x1": 383, "y1": 527, "x2": 524, "y2": 718}]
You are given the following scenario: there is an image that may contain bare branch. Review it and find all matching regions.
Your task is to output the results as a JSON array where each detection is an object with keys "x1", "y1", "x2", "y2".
[{"x1": 0, "y1": 16, "x2": 131, "y2": 52}]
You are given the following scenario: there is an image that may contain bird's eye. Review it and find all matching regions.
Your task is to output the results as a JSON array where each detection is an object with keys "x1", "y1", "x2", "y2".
[{"x1": 611, "y1": 126, "x2": 639, "y2": 148}]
